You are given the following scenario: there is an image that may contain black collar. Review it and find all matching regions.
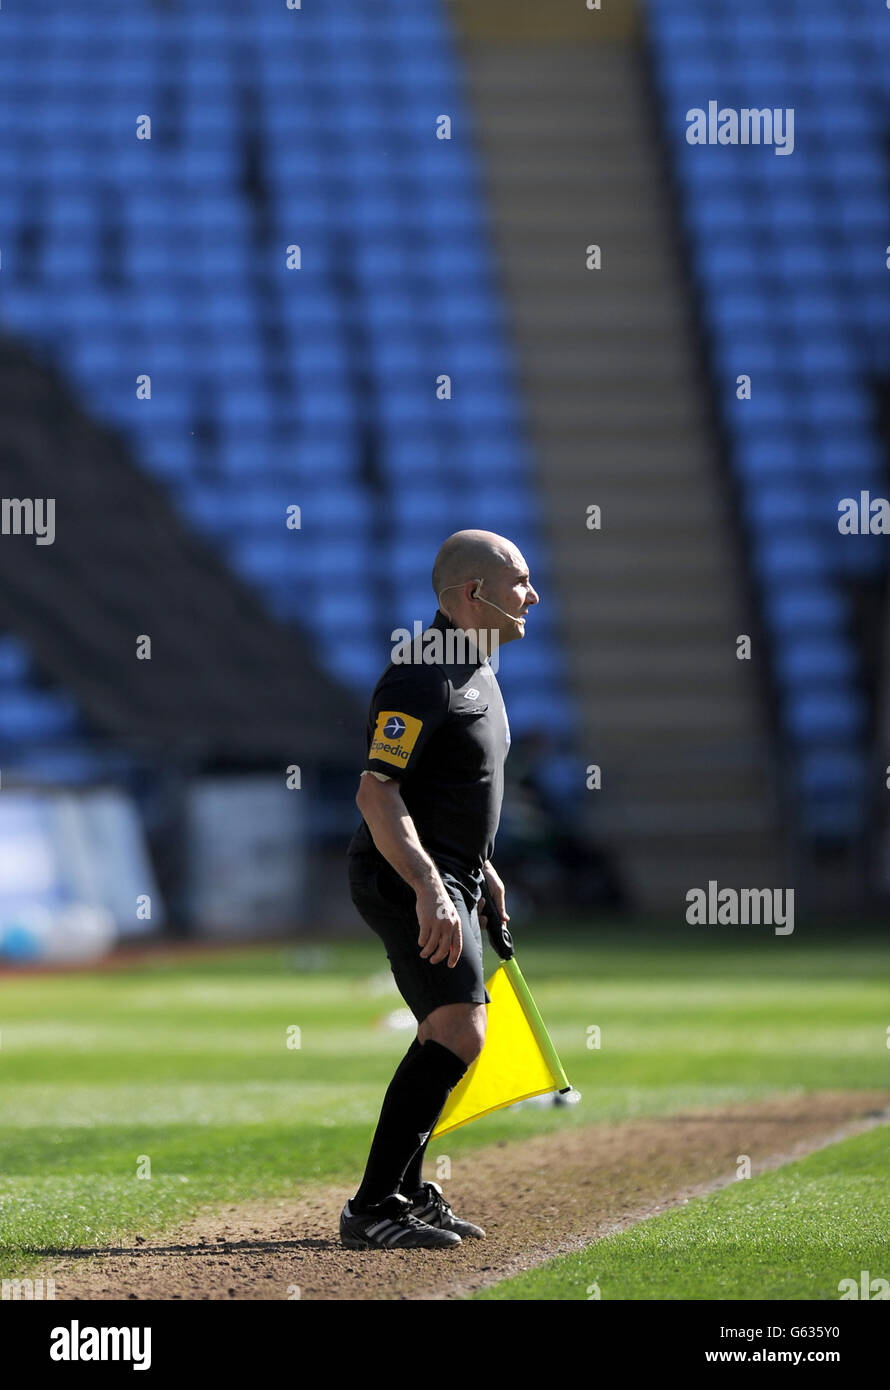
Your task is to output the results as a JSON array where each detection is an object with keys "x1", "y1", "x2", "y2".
[{"x1": 428, "y1": 609, "x2": 488, "y2": 665}]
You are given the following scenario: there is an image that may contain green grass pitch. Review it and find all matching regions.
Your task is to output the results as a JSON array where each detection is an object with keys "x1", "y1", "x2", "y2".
[
  {"x1": 473, "y1": 1125, "x2": 890, "y2": 1300},
  {"x1": 0, "y1": 925, "x2": 886, "y2": 1291}
]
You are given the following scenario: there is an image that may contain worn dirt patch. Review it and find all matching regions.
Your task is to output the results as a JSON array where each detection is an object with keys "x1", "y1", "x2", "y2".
[{"x1": 40, "y1": 1090, "x2": 890, "y2": 1301}]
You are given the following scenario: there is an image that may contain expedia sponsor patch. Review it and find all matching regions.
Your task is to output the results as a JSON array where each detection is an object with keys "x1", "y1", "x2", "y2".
[{"x1": 369, "y1": 711, "x2": 423, "y2": 769}]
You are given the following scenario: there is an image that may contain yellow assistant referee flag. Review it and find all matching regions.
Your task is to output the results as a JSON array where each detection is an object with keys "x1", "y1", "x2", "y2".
[{"x1": 431, "y1": 955, "x2": 571, "y2": 1138}]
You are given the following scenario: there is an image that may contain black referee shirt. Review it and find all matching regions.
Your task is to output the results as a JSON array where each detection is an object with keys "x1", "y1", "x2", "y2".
[{"x1": 347, "y1": 608, "x2": 512, "y2": 900}]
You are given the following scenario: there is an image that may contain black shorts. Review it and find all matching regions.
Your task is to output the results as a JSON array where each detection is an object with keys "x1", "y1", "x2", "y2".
[{"x1": 347, "y1": 850, "x2": 491, "y2": 1024}]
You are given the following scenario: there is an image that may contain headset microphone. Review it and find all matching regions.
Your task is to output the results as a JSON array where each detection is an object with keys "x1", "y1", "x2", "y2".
[
  {"x1": 436, "y1": 578, "x2": 524, "y2": 623},
  {"x1": 471, "y1": 581, "x2": 524, "y2": 623}
]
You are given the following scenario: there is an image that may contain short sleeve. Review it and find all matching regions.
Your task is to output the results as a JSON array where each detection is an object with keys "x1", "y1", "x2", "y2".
[{"x1": 365, "y1": 662, "x2": 449, "y2": 780}]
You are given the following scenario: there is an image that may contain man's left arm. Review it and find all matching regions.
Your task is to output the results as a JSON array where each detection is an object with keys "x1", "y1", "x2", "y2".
[
  {"x1": 482, "y1": 860, "x2": 507, "y2": 924},
  {"x1": 480, "y1": 860, "x2": 514, "y2": 960}
]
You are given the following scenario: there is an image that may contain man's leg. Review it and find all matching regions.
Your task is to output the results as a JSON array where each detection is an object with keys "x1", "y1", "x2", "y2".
[
  {"x1": 397, "y1": 1002, "x2": 487, "y2": 1198},
  {"x1": 352, "y1": 1003, "x2": 485, "y2": 1212}
]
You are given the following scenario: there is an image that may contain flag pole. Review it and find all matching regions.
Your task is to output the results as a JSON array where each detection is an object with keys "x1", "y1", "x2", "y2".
[{"x1": 502, "y1": 956, "x2": 571, "y2": 1092}]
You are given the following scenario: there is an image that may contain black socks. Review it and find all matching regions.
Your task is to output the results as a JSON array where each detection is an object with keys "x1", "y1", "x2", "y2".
[
  {"x1": 398, "y1": 1128, "x2": 428, "y2": 1198},
  {"x1": 351, "y1": 1037, "x2": 468, "y2": 1212},
  {"x1": 398, "y1": 1038, "x2": 433, "y2": 1196}
]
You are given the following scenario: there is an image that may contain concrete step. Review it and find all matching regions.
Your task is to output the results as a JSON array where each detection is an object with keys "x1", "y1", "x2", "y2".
[
  {"x1": 482, "y1": 105, "x2": 655, "y2": 129},
  {"x1": 569, "y1": 648, "x2": 748, "y2": 685},
  {"x1": 483, "y1": 157, "x2": 658, "y2": 192},
  {"x1": 523, "y1": 328, "x2": 692, "y2": 364},
  {"x1": 513, "y1": 294, "x2": 685, "y2": 330},
  {"x1": 537, "y1": 498, "x2": 718, "y2": 533},
  {"x1": 545, "y1": 554, "x2": 739, "y2": 589},
  {"x1": 517, "y1": 344, "x2": 693, "y2": 380},
  {"x1": 558, "y1": 590, "x2": 741, "y2": 626},
  {"x1": 532, "y1": 420, "x2": 714, "y2": 450},
  {"x1": 594, "y1": 764, "x2": 777, "y2": 805},
  {"x1": 531, "y1": 442, "x2": 713, "y2": 476},
  {"x1": 535, "y1": 473, "x2": 720, "y2": 502},
  {"x1": 541, "y1": 511, "x2": 732, "y2": 536},
  {"x1": 528, "y1": 404, "x2": 710, "y2": 436},
  {"x1": 465, "y1": 51, "x2": 641, "y2": 92},
  {"x1": 577, "y1": 692, "x2": 758, "y2": 730}
]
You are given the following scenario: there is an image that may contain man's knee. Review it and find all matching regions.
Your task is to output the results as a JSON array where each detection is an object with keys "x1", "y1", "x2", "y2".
[{"x1": 418, "y1": 1002, "x2": 486, "y2": 1065}]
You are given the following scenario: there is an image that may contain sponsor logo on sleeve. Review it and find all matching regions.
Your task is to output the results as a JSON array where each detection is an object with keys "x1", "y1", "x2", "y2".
[{"x1": 369, "y1": 711, "x2": 424, "y2": 769}]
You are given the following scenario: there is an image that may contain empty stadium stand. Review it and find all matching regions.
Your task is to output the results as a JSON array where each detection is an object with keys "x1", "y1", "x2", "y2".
[
  {"x1": 646, "y1": 0, "x2": 890, "y2": 853},
  {"x1": 0, "y1": 0, "x2": 574, "y2": 758}
]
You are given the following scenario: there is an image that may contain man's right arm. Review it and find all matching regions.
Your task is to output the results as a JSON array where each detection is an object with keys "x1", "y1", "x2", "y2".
[{"x1": 355, "y1": 773, "x2": 463, "y2": 968}]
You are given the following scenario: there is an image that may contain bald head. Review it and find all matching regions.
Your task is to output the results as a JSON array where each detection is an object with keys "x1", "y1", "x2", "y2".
[
  {"x1": 431, "y1": 529, "x2": 538, "y2": 646},
  {"x1": 432, "y1": 530, "x2": 515, "y2": 607}
]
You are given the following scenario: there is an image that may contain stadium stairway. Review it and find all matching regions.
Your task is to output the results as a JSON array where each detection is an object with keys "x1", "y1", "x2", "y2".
[{"x1": 453, "y1": 4, "x2": 788, "y2": 908}]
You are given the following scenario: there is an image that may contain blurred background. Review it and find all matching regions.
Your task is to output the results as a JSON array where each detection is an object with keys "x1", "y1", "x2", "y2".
[{"x1": 0, "y1": 0, "x2": 888, "y2": 963}]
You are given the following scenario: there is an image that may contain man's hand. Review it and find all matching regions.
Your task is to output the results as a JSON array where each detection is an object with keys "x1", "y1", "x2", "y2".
[
  {"x1": 482, "y1": 861, "x2": 508, "y2": 923},
  {"x1": 416, "y1": 886, "x2": 463, "y2": 968},
  {"x1": 478, "y1": 862, "x2": 514, "y2": 960}
]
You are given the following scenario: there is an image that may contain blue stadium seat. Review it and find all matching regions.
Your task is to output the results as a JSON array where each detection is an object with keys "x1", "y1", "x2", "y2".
[
  {"x1": 324, "y1": 640, "x2": 385, "y2": 689},
  {"x1": 41, "y1": 236, "x2": 102, "y2": 280},
  {"x1": 786, "y1": 690, "x2": 866, "y2": 742},
  {"x1": 744, "y1": 487, "x2": 822, "y2": 529},
  {"x1": 763, "y1": 587, "x2": 844, "y2": 637},
  {"x1": 288, "y1": 436, "x2": 357, "y2": 482},
  {"x1": 773, "y1": 639, "x2": 857, "y2": 687},
  {"x1": 797, "y1": 749, "x2": 869, "y2": 799},
  {"x1": 756, "y1": 534, "x2": 834, "y2": 585}
]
